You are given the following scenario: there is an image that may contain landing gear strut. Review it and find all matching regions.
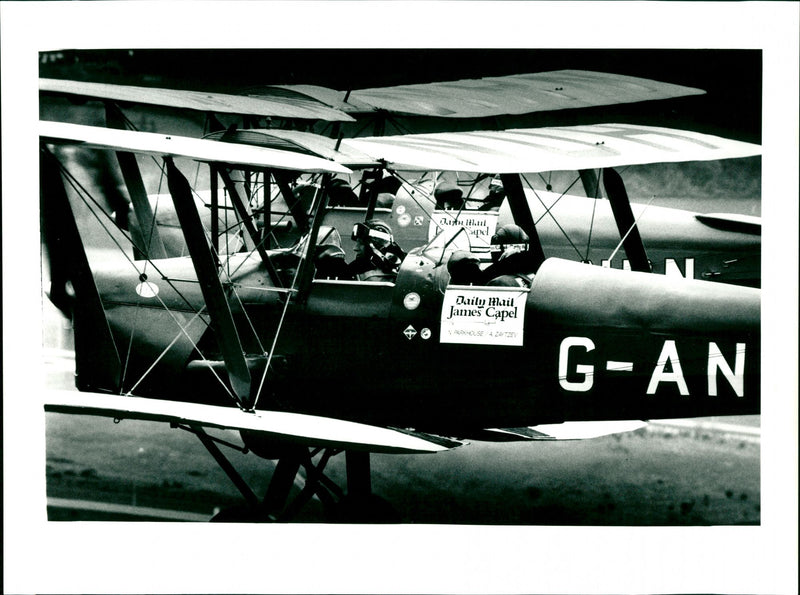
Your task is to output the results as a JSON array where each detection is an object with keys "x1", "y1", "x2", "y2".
[{"x1": 182, "y1": 425, "x2": 398, "y2": 522}]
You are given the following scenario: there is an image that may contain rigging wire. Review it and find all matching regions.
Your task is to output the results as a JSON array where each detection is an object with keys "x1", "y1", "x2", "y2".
[
  {"x1": 55, "y1": 157, "x2": 246, "y2": 402},
  {"x1": 522, "y1": 174, "x2": 587, "y2": 260},
  {"x1": 606, "y1": 194, "x2": 657, "y2": 265}
]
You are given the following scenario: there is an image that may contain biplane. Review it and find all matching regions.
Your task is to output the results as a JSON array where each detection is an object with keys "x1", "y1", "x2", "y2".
[{"x1": 40, "y1": 115, "x2": 760, "y2": 522}]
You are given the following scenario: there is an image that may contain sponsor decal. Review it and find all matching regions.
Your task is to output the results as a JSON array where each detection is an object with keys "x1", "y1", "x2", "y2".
[
  {"x1": 440, "y1": 287, "x2": 526, "y2": 346},
  {"x1": 403, "y1": 292, "x2": 421, "y2": 311},
  {"x1": 428, "y1": 211, "x2": 498, "y2": 250}
]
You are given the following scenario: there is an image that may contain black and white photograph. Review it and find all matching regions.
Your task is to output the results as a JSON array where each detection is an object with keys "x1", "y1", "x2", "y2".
[{"x1": 3, "y1": 2, "x2": 797, "y2": 594}]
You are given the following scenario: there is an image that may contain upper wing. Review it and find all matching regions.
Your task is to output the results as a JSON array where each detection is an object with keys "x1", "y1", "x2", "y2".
[
  {"x1": 278, "y1": 70, "x2": 706, "y2": 118},
  {"x1": 40, "y1": 120, "x2": 352, "y2": 174},
  {"x1": 202, "y1": 128, "x2": 380, "y2": 168},
  {"x1": 40, "y1": 78, "x2": 355, "y2": 122},
  {"x1": 342, "y1": 123, "x2": 761, "y2": 173},
  {"x1": 44, "y1": 390, "x2": 463, "y2": 454}
]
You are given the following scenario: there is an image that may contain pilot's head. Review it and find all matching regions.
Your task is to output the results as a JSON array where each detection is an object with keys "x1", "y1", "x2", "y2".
[
  {"x1": 488, "y1": 176, "x2": 504, "y2": 196},
  {"x1": 447, "y1": 250, "x2": 482, "y2": 285},
  {"x1": 491, "y1": 224, "x2": 529, "y2": 262},
  {"x1": 328, "y1": 178, "x2": 359, "y2": 207},
  {"x1": 434, "y1": 182, "x2": 464, "y2": 210},
  {"x1": 352, "y1": 219, "x2": 394, "y2": 259}
]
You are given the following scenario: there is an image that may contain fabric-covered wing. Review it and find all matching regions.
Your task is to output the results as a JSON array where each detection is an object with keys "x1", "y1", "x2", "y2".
[
  {"x1": 202, "y1": 128, "x2": 380, "y2": 168},
  {"x1": 44, "y1": 390, "x2": 463, "y2": 454},
  {"x1": 40, "y1": 78, "x2": 355, "y2": 122},
  {"x1": 484, "y1": 420, "x2": 649, "y2": 441},
  {"x1": 40, "y1": 121, "x2": 352, "y2": 174},
  {"x1": 342, "y1": 124, "x2": 761, "y2": 173},
  {"x1": 279, "y1": 70, "x2": 705, "y2": 118}
]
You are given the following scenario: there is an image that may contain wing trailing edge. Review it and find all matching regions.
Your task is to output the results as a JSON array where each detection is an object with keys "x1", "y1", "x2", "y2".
[{"x1": 43, "y1": 390, "x2": 463, "y2": 454}]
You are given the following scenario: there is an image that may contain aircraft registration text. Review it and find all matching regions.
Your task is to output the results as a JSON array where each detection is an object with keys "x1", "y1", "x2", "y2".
[{"x1": 558, "y1": 336, "x2": 747, "y2": 397}]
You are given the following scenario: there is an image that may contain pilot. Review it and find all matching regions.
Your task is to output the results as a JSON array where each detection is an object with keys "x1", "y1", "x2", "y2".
[
  {"x1": 327, "y1": 178, "x2": 361, "y2": 207},
  {"x1": 480, "y1": 175, "x2": 505, "y2": 211},
  {"x1": 447, "y1": 250, "x2": 483, "y2": 286},
  {"x1": 346, "y1": 219, "x2": 406, "y2": 282},
  {"x1": 481, "y1": 224, "x2": 536, "y2": 287},
  {"x1": 434, "y1": 182, "x2": 465, "y2": 210},
  {"x1": 314, "y1": 244, "x2": 351, "y2": 280}
]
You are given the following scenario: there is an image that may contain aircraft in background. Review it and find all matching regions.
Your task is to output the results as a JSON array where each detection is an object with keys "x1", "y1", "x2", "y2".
[{"x1": 40, "y1": 119, "x2": 760, "y2": 522}]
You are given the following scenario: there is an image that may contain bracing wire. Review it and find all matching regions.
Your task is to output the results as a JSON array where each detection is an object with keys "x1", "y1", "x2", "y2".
[
  {"x1": 56, "y1": 158, "x2": 246, "y2": 403},
  {"x1": 522, "y1": 174, "x2": 586, "y2": 260}
]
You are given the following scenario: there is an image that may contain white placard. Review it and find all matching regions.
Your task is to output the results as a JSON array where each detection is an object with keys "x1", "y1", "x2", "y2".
[
  {"x1": 428, "y1": 211, "x2": 498, "y2": 250},
  {"x1": 440, "y1": 286, "x2": 527, "y2": 346}
]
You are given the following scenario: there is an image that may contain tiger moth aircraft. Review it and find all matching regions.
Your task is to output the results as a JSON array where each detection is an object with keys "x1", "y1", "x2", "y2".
[{"x1": 40, "y1": 118, "x2": 760, "y2": 522}]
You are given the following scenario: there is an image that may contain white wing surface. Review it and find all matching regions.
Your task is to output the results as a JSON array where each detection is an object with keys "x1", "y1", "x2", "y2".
[
  {"x1": 343, "y1": 124, "x2": 761, "y2": 173},
  {"x1": 40, "y1": 120, "x2": 352, "y2": 174},
  {"x1": 44, "y1": 390, "x2": 461, "y2": 454}
]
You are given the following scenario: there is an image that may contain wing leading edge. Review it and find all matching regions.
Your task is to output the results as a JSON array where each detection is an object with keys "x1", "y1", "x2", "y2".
[
  {"x1": 44, "y1": 390, "x2": 462, "y2": 454},
  {"x1": 39, "y1": 120, "x2": 352, "y2": 174}
]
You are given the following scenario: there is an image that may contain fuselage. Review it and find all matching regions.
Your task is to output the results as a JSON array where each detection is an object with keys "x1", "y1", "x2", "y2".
[{"x1": 89, "y1": 243, "x2": 760, "y2": 435}]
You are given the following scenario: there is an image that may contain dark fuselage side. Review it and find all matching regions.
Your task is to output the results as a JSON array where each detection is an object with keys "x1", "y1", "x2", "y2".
[{"x1": 92, "y1": 250, "x2": 760, "y2": 434}]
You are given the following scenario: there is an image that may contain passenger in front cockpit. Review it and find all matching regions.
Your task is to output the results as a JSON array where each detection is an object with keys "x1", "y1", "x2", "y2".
[
  {"x1": 346, "y1": 219, "x2": 406, "y2": 282},
  {"x1": 481, "y1": 224, "x2": 536, "y2": 288}
]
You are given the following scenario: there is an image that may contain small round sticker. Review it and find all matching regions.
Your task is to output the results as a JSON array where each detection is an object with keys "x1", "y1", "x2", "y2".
[
  {"x1": 403, "y1": 292, "x2": 421, "y2": 310},
  {"x1": 398, "y1": 213, "x2": 412, "y2": 227},
  {"x1": 395, "y1": 204, "x2": 407, "y2": 215},
  {"x1": 420, "y1": 328, "x2": 431, "y2": 340},
  {"x1": 135, "y1": 281, "x2": 160, "y2": 298}
]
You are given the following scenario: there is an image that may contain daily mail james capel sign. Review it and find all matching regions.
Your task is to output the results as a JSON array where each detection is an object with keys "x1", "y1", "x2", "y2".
[
  {"x1": 428, "y1": 211, "x2": 498, "y2": 250},
  {"x1": 440, "y1": 286, "x2": 528, "y2": 346}
]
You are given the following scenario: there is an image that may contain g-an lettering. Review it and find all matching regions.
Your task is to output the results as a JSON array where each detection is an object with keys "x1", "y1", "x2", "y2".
[{"x1": 558, "y1": 337, "x2": 595, "y2": 392}]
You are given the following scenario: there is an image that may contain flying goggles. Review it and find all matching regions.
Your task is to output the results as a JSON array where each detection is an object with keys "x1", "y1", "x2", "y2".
[
  {"x1": 352, "y1": 222, "x2": 392, "y2": 245},
  {"x1": 490, "y1": 242, "x2": 529, "y2": 254}
]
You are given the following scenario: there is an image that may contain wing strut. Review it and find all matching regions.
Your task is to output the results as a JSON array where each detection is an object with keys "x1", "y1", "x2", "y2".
[
  {"x1": 579, "y1": 169, "x2": 604, "y2": 199},
  {"x1": 105, "y1": 103, "x2": 168, "y2": 259},
  {"x1": 217, "y1": 166, "x2": 283, "y2": 288},
  {"x1": 500, "y1": 173, "x2": 546, "y2": 271},
  {"x1": 275, "y1": 172, "x2": 310, "y2": 235},
  {"x1": 165, "y1": 157, "x2": 253, "y2": 409},
  {"x1": 602, "y1": 168, "x2": 651, "y2": 273},
  {"x1": 41, "y1": 147, "x2": 122, "y2": 393}
]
